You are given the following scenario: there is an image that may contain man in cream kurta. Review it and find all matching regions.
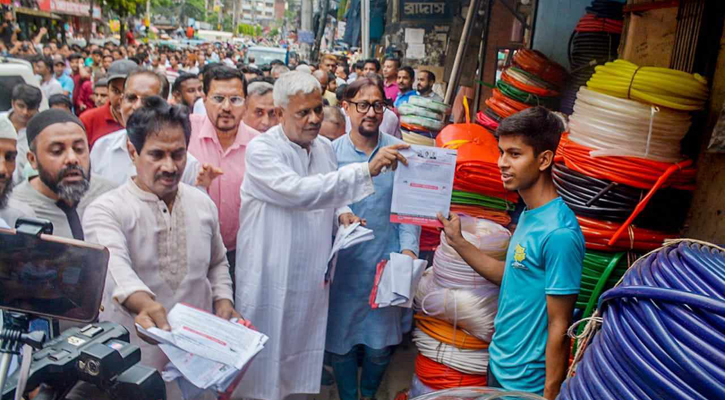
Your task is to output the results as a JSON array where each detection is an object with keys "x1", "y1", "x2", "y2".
[
  {"x1": 83, "y1": 179, "x2": 233, "y2": 370},
  {"x1": 234, "y1": 71, "x2": 408, "y2": 400}
]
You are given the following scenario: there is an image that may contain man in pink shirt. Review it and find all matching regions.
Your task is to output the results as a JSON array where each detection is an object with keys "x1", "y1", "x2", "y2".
[
  {"x1": 382, "y1": 56, "x2": 401, "y2": 102},
  {"x1": 188, "y1": 66, "x2": 257, "y2": 290}
]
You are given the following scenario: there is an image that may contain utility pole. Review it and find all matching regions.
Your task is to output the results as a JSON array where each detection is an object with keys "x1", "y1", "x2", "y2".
[
  {"x1": 361, "y1": 0, "x2": 370, "y2": 58},
  {"x1": 311, "y1": 0, "x2": 329, "y2": 61},
  {"x1": 87, "y1": 0, "x2": 94, "y2": 41},
  {"x1": 233, "y1": 0, "x2": 238, "y2": 35},
  {"x1": 300, "y1": 0, "x2": 313, "y2": 60},
  {"x1": 217, "y1": 0, "x2": 223, "y2": 30},
  {"x1": 146, "y1": 0, "x2": 151, "y2": 42},
  {"x1": 444, "y1": 0, "x2": 480, "y2": 104}
]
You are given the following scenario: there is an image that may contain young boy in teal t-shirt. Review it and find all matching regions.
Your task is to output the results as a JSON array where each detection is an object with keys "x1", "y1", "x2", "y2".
[{"x1": 438, "y1": 106, "x2": 584, "y2": 399}]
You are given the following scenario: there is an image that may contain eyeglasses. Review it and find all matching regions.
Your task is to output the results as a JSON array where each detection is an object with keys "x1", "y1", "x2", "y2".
[
  {"x1": 348, "y1": 101, "x2": 386, "y2": 114},
  {"x1": 209, "y1": 95, "x2": 245, "y2": 106}
]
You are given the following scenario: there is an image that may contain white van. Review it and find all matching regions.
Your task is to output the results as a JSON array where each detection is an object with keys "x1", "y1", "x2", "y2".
[{"x1": 0, "y1": 57, "x2": 48, "y2": 112}]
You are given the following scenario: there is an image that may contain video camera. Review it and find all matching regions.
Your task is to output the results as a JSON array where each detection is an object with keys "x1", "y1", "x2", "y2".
[{"x1": 0, "y1": 218, "x2": 166, "y2": 400}]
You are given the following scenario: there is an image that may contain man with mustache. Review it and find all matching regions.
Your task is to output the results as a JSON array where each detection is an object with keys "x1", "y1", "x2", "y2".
[
  {"x1": 82, "y1": 96, "x2": 236, "y2": 399},
  {"x1": 80, "y1": 60, "x2": 138, "y2": 148},
  {"x1": 233, "y1": 71, "x2": 409, "y2": 400},
  {"x1": 188, "y1": 66, "x2": 258, "y2": 281},
  {"x1": 90, "y1": 70, "x2": 217, "y2": 189},
  {"x1": 9, "y1": 109, "x2": 115, "y2": 239},
  {"x1": 172, "y1": 73, "x2": 204, "y2": 110},
  {"x1": 0, "y1": 117, "x2": 35, "y2": 227}
]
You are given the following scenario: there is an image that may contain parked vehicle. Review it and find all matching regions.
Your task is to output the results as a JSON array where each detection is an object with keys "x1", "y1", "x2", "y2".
[{"x1": 0, "y1": 57, "x2": 48, "y2": 112}]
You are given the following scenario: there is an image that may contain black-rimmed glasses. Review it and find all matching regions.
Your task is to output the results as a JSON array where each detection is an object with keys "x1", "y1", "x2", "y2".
[{"x1": 348, "y1": 101, "x2": 386, "y2": 114}]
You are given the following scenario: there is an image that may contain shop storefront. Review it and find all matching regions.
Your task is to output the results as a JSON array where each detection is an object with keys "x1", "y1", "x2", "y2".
[{"x1": 37, "y1": 0, "x2": 102, "y2": 38}]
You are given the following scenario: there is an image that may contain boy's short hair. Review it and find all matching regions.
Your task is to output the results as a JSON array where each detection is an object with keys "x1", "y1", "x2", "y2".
[{"x1": 496, "y1": 106, "x2": 565, "y2": 155}]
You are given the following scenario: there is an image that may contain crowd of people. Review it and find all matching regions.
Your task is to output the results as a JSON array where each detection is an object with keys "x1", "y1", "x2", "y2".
[{"x1": 0, "y1": 17, "x2": 580, "y2": 400}]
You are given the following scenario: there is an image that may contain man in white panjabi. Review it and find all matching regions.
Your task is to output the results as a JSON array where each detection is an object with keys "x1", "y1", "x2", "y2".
[
  {"x1": 233, "y1": 71, "x2": 409, "y2": 400},
  {"x1": 83, "y1": 96, "x2": 239, "y2": 398}
]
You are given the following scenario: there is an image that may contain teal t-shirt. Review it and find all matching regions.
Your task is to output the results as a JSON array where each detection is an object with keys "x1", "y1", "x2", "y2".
[{"x1": 488, "y1": 197, "x2": 584, "y2": 394}]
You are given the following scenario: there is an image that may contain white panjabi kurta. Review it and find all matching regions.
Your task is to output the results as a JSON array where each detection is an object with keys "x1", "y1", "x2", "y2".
[
  {"x1": 233, "y1": 125, "x2": 376, "y2": 400},
  {"x1": 82, "y1": 179, "x2": 234, "y2": 373}
]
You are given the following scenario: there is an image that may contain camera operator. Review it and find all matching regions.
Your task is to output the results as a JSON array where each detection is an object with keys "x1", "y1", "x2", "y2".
[{"x1": 82, "y1": 96, "x2": 237, "y2": 399}]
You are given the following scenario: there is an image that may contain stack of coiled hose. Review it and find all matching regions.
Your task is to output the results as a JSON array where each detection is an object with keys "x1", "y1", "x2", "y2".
[
  {"x1": 561, "y1": 0, "x2": 624, "y2": 114},
  {"x1": 411, "y1": 218, "x2": 510, "y2": 391},
  {"x1": 560, "y1": 239, "x2": 725, "y2": 400},
  {"x1": 477, "y1": 50, "x2": 567, "y2": 134},
  {"x1": 568, "y1": 87, "x2": 692, "y2": 163},
  {"x1": 555, "y1": 132, "x2": 696, "y2": 252},
  {"x1": 399, "y1": 96, "x2": 451, "y2": 145}
]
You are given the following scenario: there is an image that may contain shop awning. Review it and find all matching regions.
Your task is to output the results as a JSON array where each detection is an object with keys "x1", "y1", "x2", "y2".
[{"x1": 14, "y1": 7, "x2": 62, "y2": 20}]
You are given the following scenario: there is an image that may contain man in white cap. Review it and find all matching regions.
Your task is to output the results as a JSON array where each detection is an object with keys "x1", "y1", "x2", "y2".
[
  {"x1": 10, "y1": 109, "x2": 115, "y2": 239},
  {"x1": 0, "y1": 117, "x2": 35, "y2": 227}
]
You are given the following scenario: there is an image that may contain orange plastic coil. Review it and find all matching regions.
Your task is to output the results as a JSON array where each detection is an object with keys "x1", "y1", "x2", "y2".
[
  {"x1": 485, "y1": 96, "x2": 518, "y2": 119},
  {"x1": 451, "y1": 205, "x2": 512, "y2": 227},
  {"x1": 415, "y1": 314, "x2": 489, "y2": 350},
  {"x1": 556, "y1": 134, "x2": 696, "y2": 191},
  {"x1": 512, "y1": 49, "x2": 568, "y2": 87},
  {"x1": 415, "y1": 354, "x2": 488, "y2": 390},
  {"x1": 577, "y1": 216, "x2": 676, "y2": 252},
  {"x1": 501, "y1": 69, "x2": 560, "y2": 97},
  {"x1": 492, "y1": 88, "x2": 531, "y2": 112}
]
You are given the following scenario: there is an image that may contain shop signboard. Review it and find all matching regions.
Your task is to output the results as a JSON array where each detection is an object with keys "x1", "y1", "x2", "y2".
[
  {"x1": 399, "y1": 0, "x2": 451, "y2": 21},
  {"x1": 39, "y1": 0, "x2": 102, "y2": 18}
]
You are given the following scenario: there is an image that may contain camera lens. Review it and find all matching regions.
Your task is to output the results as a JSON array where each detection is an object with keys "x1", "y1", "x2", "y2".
[
  {"x1": 88, "y1": 360, "x2": 101, "y2": 376},
  {"x1": 87, "y1": 359, "x2": 100, "y2": 376}
]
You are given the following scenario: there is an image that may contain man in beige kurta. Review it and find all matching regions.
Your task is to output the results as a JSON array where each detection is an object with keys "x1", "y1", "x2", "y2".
[{"x1": 82, "y1": 96, "x2": 234, "y2": 398}]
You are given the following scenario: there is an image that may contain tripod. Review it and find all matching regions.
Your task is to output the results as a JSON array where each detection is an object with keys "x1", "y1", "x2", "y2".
[{"x1": 0, "y1": 312, "x2": 46, "y2": 396}]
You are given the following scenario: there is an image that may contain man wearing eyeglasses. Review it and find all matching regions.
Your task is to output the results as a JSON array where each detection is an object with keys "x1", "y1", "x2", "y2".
[
  {"x1": 188, "y1": 66, "x2": 259, "y2": 286},
  {"x1": 326, "y1": 76, "x2": 420, "y2": 400},
  {"x1": 90, "y1": 70, "x2": 215, "y2": 189}
]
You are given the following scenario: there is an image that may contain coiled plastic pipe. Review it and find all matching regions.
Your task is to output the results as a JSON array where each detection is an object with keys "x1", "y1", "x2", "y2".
[
  {"x1": 586, "y1": 59, "x2": 709, "y2": 111},
  {"x1": 558, "y1": 240, "x2": 725, "y2": 400}
]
